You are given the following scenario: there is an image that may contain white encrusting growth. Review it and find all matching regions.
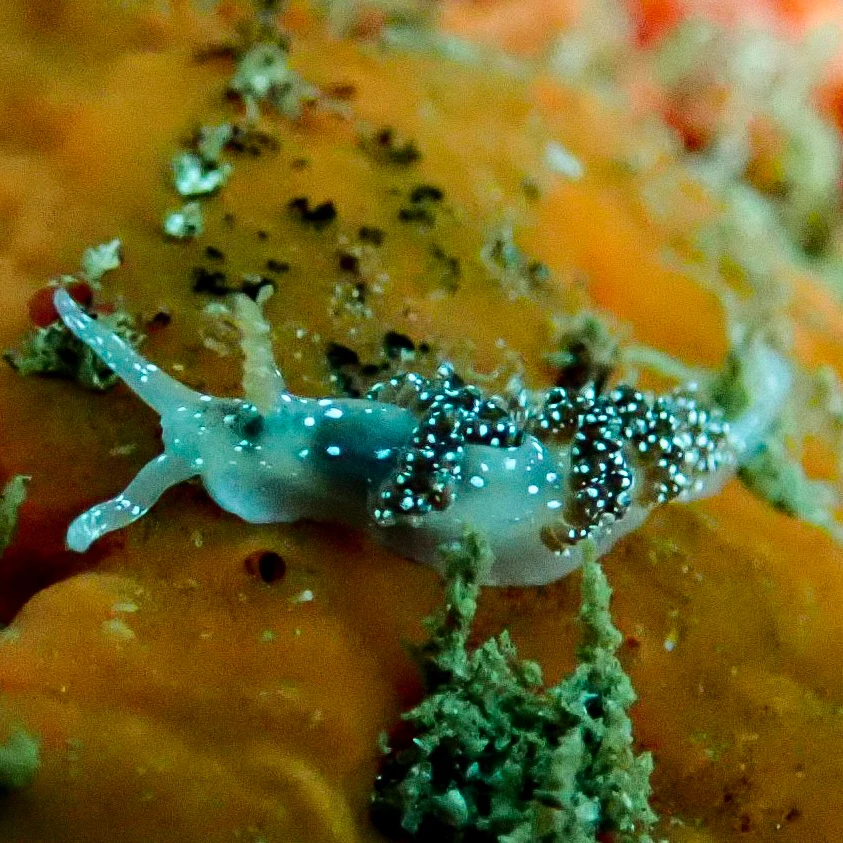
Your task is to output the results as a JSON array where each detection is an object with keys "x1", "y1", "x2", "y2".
[{"x1": 54, "y1": 289, "x2": 789, "y2": 585}]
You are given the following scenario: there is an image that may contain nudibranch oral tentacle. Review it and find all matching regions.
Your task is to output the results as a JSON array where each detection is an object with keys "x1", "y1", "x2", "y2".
[
  {"x1": 66, "y1": 453, "x2": 198, "y2": 553},
  {"x1": 54, "y1": 288, "x2": 788, "y2": 585}
]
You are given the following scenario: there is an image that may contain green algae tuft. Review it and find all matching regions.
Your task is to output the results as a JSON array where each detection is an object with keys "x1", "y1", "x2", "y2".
[
  {"x1": 0, "y1": 728, "x2": 40, "y2": 792},
  {"x1": 0, "y1": 476, "x2": 28, "y2": 559},
  {"x1": 372, "y1": 529, "x2": 661, "y2": 843},
  {"x1": 4, "y1": 307, "x2": 143, "y2": 392}
]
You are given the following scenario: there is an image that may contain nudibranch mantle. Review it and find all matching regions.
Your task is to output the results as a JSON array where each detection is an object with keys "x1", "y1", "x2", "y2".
[{"x1": 54, "y1": 288, "x2": 789, "y2": 586}]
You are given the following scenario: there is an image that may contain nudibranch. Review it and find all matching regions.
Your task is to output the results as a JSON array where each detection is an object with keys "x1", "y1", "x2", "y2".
[{"x1": 54, "y1": 288, "x2": 790, "y2": 585}]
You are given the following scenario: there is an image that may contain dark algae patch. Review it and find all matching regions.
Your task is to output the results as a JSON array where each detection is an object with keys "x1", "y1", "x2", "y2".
[
  {"x1": 266, "y1": 258, "x2": 290, "y2": 274},
  {"x1": 359, "y1": 225, "x2": 386, "y2": 246},
  {"x1": 399, "y1": 185, "x2": 444, "y2": 226},
  {"x1": 372, "y1": 530, "x2": 661, "y2": 843},
  {"x1": 546, "y1": 313, "x2": 619, "y2": 394},
  {"x1": 383, "y1": 331, "x2": 416, "y2": 360},
  {"x1": 224, "y1": 125, "x2": 280, "y2": 157},
  {"x1": 325, "y1": 327, "x2": 433, "y2": 398},
  {"x1": 482, "y1": 228, "x2": 551, "y2": 298},
  {"x1": 338, "y1": 251, "x2": 361, "y2": 275},
  {"x1": 192, "y1": 267, "x2": 276, "y2": 299},
  {"x1": 191, "y1": 266, "x2": 232, "y2": 295},
  {"x1": 429, "y1": 244, "x2": 461, "y2": 293},
  {"x1": 326, "y1": 342, "x2": 360, "y2": 370},
  {"x1": 287, "y1": 196, "x2": 337, "y2": 229},
  {"x1": 361, "y1": 126, "x2": 422, "y2": 166}
]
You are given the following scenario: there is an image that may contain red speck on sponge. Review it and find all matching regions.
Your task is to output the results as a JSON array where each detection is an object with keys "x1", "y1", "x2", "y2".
[{"x1": 28, "y1": 281, "x2": 94, "y2": 328}]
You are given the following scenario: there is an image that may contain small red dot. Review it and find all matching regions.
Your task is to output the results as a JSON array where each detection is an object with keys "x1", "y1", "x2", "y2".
[{"x1": 28, "y1": 281, "x2": 94, "y2": 328}]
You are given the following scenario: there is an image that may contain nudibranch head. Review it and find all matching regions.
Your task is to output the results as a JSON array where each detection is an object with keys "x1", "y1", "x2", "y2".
[{"x1": 54, "y1": 286, "x2": 786, "y2": 585}]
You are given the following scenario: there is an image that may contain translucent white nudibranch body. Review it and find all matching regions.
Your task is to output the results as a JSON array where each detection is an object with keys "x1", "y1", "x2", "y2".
[{"x1": 53, "y1": 288, "x2": 789, "y2": 585}]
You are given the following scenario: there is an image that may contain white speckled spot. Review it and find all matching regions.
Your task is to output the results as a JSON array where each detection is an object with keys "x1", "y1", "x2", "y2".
[
  {"x1": 546, "y1": 140, "x2": 584, "y2": 180},
  {"x1": 102, "y1": 618, "x2": 136, "y2": 640}
]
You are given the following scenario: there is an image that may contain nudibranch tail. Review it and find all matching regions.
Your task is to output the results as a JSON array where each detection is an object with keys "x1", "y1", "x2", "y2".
[
  {"x1": 67, "y1": 453, "x2": 197, "y2": 551},
  {"x1": 722, "y1": 342, "x2": 793, "y2": 458},
  {"x1": 54, "y1": 288, "x2": 199, "y2": 415}
]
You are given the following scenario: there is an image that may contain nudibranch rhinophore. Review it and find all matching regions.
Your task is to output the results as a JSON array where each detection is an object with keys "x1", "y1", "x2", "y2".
[{"x1": 54, "y1": 288, "x2": 790, "y2": 585}]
